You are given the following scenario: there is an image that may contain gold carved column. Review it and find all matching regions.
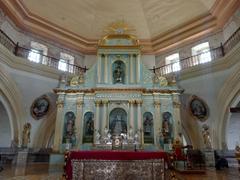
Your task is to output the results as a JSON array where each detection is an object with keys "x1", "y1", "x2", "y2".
[
  {"x1": 53, "y1": 99, "x2": 64, "y2": 152},
  {"x1": 75, "y1": 97, "x2": 84, "y2": 148}
]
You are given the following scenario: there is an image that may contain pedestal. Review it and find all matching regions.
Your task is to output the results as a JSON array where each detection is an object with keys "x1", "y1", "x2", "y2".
[
  {"x1": 49, "y1": 153, "x2": 64, "y2": 173},
  {"x1": 14, "y1": 149, "x2": 29, "y2": 176},
  {"x1": 204, "y1": 150, "x2": 215, "y2": 167}
]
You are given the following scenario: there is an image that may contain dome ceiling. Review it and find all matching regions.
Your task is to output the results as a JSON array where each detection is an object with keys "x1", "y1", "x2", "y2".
[{"x1": 21, "y1": 0, "x2": 216, "y2": 39}]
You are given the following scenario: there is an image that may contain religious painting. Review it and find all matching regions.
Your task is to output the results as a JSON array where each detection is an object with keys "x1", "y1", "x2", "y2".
[
  {"x1": 143, "y1": 112, "x2": 154, "y2": 144},
  {"x1": 189, "y1": 95, "x2": 209, "y2": 121},
  {"x1": 109, "y1": 108, "x2": 127, "y2": 135},
  {"x1": 63, "y1": 111, "x2": 76, "y2": 145},
  {"x1": 83, "y1": 112, "x2": 94, "y2": 143},
  {"x1": 162, "y1": 112, "x2": 173, "y2": 144},
  {"x1": 31, "y1": 95, "x2": 50, "y2": 120},
  {"x1": 112, "y1": 60, "x2": 125, "y2": 84}
]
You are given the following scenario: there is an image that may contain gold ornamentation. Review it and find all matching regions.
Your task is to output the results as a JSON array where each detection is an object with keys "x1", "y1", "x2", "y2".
[
  {"x1": 56, "y1": 100, "x2": 64, "y2": 108},
  {"x1": 95, "y1": 100, "x2": 102, "y2": 106},
  {"x1": 154, "y1": 101, "x2": 161, "y2": 107},
  {"x1": 136, "y1": 100, "x2": 143, "y2": 105},
  {"x1": 173, "y1": 101, "x2": 181, "y2": 108},
  {"x1": 159, "y1": 76, "x2": 168, "y2": 86},
  {"x1": 102, "y1": 99, "x2": 109, "y2": 105},
  {"x1": 128, "y1": 100, "x2": 136, "y2": 104},
  {"x1": 70, "y1": 76, "x2": 79, "y2": 86},
  {"x1": 103, "y1": 20, "x2": 136, "y2": 35},
  {"x1": 76, "y1": 99, "x2": 84, "y2": 108}
]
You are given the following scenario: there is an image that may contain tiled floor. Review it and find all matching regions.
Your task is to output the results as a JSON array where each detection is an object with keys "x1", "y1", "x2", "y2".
[{"x1": 0, "y1": 164, "x2": 239, "y2": 180}]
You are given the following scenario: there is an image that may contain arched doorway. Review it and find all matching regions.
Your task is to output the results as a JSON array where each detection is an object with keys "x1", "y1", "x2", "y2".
[
  {"x1": 0, "y1": 101, "x2": 11, "y2": 147},
  {"x1": 109, "y1": 108, "x2": 127, "y2": 135}
]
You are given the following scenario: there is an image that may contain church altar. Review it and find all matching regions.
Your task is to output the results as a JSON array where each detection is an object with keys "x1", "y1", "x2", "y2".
[
  {"x1": 52, "y1": 21, "x2": 183, "y2": 153},
  {"x1": 64, "y1": 150, "x2": 167, "y2": 180}
]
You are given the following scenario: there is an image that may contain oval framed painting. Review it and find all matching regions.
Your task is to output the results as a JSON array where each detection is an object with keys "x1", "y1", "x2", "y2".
[
  {"x1": 31, "y1": 95, "x2": 50, "y2": 120},
  {"x1": 189, "y1": 95, "x2": 209, "y2": 122}
]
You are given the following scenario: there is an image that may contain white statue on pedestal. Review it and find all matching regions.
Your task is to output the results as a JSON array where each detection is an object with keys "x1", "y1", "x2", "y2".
[{"x1": 95, "y1": 130, "x2": 101, "y2": 144}]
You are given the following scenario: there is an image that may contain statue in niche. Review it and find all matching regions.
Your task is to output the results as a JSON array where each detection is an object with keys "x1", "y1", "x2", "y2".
[
  {"x1": 110, "y1": 114, "x2": 127, "y2": 135},
  {"x1": 95, "y1": 130, "x2": 101, "y2": 144},
  {"x1": 86, "y1": 115, "x2": 94, "y2": 136},
  {"x1": 22, "y1": 123, "x2": 31, "y2": 148},
  {"x1": 202, "y1": 124, "x2": 212, "y2": 149},
  {"x1": 64, "y1": 112, "x2": 76, "y2": 144},
  {"x1": 162, "y1": 112, "x2": 172, "y2": 144},
  {"x1": 143, "y1": 113, "x2": 153, "y2": 136},
  {"x1": 113, "y1": 61, "x2": 124, "y2": 84}
]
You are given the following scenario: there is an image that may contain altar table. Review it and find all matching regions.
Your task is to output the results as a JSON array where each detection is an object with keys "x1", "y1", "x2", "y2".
[{"x1": 64, "y1": 150, "x2": 167, "y2": 180}]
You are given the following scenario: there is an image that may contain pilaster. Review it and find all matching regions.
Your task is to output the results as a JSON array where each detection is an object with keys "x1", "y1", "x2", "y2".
[
  {"x1": 53, "y1": 99, "x2": 64, "y2": 152},
  {"x1": 75, "y1": 96, "x2": 84, "y2": 147}
]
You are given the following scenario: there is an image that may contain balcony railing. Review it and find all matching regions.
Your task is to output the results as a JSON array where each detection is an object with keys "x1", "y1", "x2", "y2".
[
  {"x1": 1, "y1": 26, "x2": 240, "y2": 76},
  {"x1": 151, "y1": 26, "x2": 240, "y2": 76},
  {"x1": 0, "y1": 29, "x2": 87, "y2": 75}
]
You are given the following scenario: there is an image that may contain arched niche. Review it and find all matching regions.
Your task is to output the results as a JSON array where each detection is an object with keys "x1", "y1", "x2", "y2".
[
  {"x1": 83, "y1": 112, "x2": 94, "y2": 143},
  {"x1": 109, "y1": 108, "x2": 127, "y2": 135},
  {"x1": 62, "y1": 111, "x2": 76, "y2": 145},
  {"x1": 112, "y1": 60, "x2": 126, "y2": 84},
  {"x1": 143, "y1": 112, "x2": 154, "y2": 144}
]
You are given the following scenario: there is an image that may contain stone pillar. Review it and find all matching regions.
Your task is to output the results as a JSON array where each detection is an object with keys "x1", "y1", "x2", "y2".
[
  {"x1": 172, "y1": 93, "x2": 181, "y2": 139},
  {"x1": 128, "y1": 100, "x2": 135, "y2": 130},
  {"x1": 104, "y1": 55, "x2": 108, "y2": 84},
  {"x1": 136, "y1": 100, "x2": 143, "y2": 145},
  {"x1": 53, "y1": 99, "x2": 64, "y2": 152},
  {"x1": 75, "y1": 97, "x2": 84, "y2": 147},
  {"x1": 154, "y1": 100, "x2": 161, "y2": 145},
  {"x1": 102, "y1": 100, "x2": 109, "y2": 131},
  {"x1": 94, "y1": 100, "x2": 101, "y2": 143}
]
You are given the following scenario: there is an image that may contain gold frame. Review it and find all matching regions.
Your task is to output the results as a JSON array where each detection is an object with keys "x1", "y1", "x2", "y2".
[
  {"x1": 30, "y1": 95, "x2": 50, "y2": 120},
  {"x1": 189, "y1": 95, "x2": 209, "y2": 122}
]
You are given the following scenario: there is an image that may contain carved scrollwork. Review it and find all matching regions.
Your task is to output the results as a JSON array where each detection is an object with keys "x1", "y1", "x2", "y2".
[{"x1": 56, "y1": 100, "x2": 64, "y2": 108}]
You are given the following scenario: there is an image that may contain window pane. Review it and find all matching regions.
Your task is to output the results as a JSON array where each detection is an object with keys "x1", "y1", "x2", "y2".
[
  {"x1": 192, "y1": 42, "x2": 211, "y2": 65},
  {"x1": 165, "y1": 53, "x2": 180, "y2": 74},
  {"x1": 58, "y1": 59, "x2": 67, "y2": 71},
  {"x1": 28, "y1": 49, "x2": 40, "y2": 63}
]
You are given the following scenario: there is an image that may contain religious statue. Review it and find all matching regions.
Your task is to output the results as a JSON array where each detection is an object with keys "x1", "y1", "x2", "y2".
[
  {"x1": 162, "y1": 112, "x2": 172, "y2": 143},
  {"x1": 86, "y1": 116, "x2": 94, "y2": 135},
  {"x1": 202, "y1": 124, "x2": 212, "y2": 149},
  {"x1": 22, "y1": 123, "x2": 31, "y2": 148},
  {"x1": 143, "y1": 114, "x2": 153, "y2": 135},
  {"x1": 95, "y1": 130, "x2": 101, "y2": 144},
  {"x1": 134, "y1": 130, "x2": 140, "y2": 144},
  {"x1": 64, "y1": 112, "x2": 76, "y2": 144},
  {"x1": 235, "y1": 145, "x2": 240, "y2": 170},
  {"x1": 111, "y1": 114, "x2": 127, "y2": 135},
  {"x1": 113, "y1": 62, "x2": 124, "y2": 84},
  {"x1": 70, "y1": 76, "x2": 79, "y2": 86}
]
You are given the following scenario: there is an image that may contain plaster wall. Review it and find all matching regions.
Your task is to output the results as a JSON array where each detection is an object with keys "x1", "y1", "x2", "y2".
[{"x1": 226, "y1": 113, "x2": 240, "y2": 150}]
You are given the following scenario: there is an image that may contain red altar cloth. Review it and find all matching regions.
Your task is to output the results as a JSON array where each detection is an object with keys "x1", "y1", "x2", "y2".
[{"x1": 65, "y1": 150, "x2": 167, "y2": 180}]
